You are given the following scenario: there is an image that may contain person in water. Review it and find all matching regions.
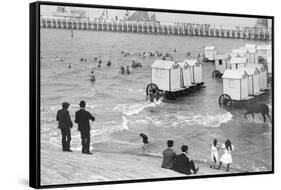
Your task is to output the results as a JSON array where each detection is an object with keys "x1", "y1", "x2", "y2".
[
  {"x1": 106, "y1": 60, "x2": 111, "y2": 66},
  {"x1": 120, "y1": 65, "x2": 125, "y2": 74},
  {"x1": 75, "y1": 101, "x2": 95, "y2": 154},
  {"x1": 172, "y1": 145, "x2": 199, "y2": 175},
  {"x1": 210, "y1": 139, "x2": 219, "y2": 168},
  {"x1": 56, "y1": 102, "x2": 73, "y2": 152},
  {"x1": 126, "y1": 66, "x2": 130, "y2": 74},
  {"x1": 140, "y1": 133, "x2": 149, "y2": 154},
  {"x1": 161, "y1": 140, "x2": 177, "y2": 169},
  {"x1": 217, "y1": 139, "x2": 234, "y2": 171}
]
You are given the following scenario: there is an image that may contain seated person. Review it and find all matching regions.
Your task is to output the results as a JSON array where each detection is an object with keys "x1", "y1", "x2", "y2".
[
  {"x1": 172, "y1": 145, "x2": 199, "y2": 175},
  {"x1": 161, "y1": 140, "x2": 176, "y2": 169}
]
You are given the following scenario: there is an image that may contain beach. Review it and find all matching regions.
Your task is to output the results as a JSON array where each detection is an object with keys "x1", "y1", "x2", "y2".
[{"x1": 40, "y1": 28, "x2": 272, "y2": 184}]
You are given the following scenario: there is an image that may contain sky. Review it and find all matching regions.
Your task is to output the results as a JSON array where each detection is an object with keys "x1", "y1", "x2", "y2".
[{"x1": 41, "y1": 5, "x2": 264, "y2": 27}]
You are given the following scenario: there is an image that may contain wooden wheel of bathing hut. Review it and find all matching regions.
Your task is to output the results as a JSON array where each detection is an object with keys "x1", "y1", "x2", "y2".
[
  {"x1": 219, "y1": 94, "x2": 232, "y2": 108},
  {"x1": 146, "y1": 83, "x2": 159, "y2": 96},
  {"x1": 212, "y1": 70, "x2": 221, "y2": 78}
]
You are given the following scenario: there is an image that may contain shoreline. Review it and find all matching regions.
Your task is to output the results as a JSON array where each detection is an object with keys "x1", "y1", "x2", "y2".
[{"x1": 41, "y1": 142, "x2": 242, "y2": 186}]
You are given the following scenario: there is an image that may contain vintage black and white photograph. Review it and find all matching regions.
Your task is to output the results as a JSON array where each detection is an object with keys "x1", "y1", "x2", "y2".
[{"x1": 37, "y1": 2, "x2": 273, "y2": 186}]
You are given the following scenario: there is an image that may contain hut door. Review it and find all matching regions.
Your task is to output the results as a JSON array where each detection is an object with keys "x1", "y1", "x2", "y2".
[{"x1": 170, "y1": 68, "x2": 181, "y2": 90}]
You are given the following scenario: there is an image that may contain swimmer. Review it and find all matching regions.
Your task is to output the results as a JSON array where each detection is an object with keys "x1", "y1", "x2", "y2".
[
  {"x1": 126, "y1": 66, "x2": 130, "y2": 74},
  {"x1": 106, "y1": 60, "x2": 111, "y2": 66}
]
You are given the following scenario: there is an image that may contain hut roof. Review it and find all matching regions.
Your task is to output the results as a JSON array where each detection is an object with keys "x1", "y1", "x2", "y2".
[
  {"x1": 177, "y1": 61, "x2": 188, "y2": 68},
  {"x1": 257, "y1": 45, "x2": 271, "y2": 51},
  {"x1": 246, "y1": 64, "x2": 266, "y2": 72},
  {"x1": 230, "y1": 57, "x2": 247, "y2": 64},
  {"x1": 214, "y1": 54, "x2": 230, "y2": 60},
  {"x1": 184, "y1": 59, "x2": 201, "y2": 66},
  {"x1": 244, "y1": 67, "x2": 260, "y2": 75},
  {"x1": 205, "y1": 46, "x2": 216, "y2": 51},
  {"x1": 151, "y1": 60, "x2": 177, "y2": 70},
  {"x1": 222, "y1": 69, "x2": 248, "y2": 79},
  {"x1": 247, "y1": 48, "x2": 257, "y2": 53},
  {"x1": 245, "y1": 44, "x2": 257, "y2": 50}
]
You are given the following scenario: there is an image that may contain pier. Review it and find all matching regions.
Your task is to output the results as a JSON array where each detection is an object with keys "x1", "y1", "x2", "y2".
[{"x1": 40, "y1": 17, "x2": 271, "y2": 41}]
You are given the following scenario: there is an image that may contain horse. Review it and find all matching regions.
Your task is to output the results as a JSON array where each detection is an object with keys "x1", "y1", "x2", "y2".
[{"x1": 244, "y1": 103, "x2": 271, "y2": 123}]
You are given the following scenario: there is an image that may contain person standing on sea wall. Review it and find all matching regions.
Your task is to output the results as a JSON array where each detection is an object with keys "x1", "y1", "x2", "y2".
[
  {"x1": 56, "y1": 102, "x2": 73, "y2": 152},
  {"x1": 161, "y1": 140, "x2": 177, "y2": 169},
  {"x1": 75, "y1": 101, "x2": 95, "y2": 155},
  {"x1": 217, "y1": 139, "x2": 234, "y2": 171}
]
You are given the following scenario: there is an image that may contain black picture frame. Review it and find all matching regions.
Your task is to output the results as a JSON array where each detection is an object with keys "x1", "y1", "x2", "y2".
[{"x1": 30, "y1": 1, "x2": 274, "y2": 189}]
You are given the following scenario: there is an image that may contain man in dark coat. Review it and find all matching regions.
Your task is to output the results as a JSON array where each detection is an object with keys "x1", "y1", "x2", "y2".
[
  {"x1": 172, "y1": 145, "x2": 199, "y2": 175},
  {"x1": 75, "y1": 101, "x2": 95, "y2": 154},
  {"x1": 56, "y1": 102, "x2": 73, "y2": 152},
  {"x1": 161, "y1": 140, "x2": 176, "y2": 169}
]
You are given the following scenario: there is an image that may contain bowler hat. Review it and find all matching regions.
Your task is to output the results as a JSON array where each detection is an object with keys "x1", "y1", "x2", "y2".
[
  {"x1": 62, "y1": 102, "x2": 70, "y2": 108},
  {"x1": 79, "y1": 100, "x2": 86, "y2": 107}
]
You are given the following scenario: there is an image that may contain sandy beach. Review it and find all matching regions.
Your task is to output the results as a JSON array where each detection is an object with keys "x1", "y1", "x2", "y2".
[{"x1": 40, "y1": 142, "x2": 242, "y2": 185}]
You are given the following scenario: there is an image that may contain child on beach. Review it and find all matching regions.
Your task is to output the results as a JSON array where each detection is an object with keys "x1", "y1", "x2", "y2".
[
  {"x1": 210, "y1": 139, "x2": 219, "y2": 168},
  {"x1": 140, "y1": 133, "x2": 149, "y2": 154},
  {"x1": 217, "y1": 139, "x2": 234, "y2": 171}
]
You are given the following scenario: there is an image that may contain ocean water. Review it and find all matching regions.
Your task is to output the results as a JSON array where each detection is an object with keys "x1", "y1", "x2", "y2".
[{"x1": 40, "y1": 29, "x2": 272, "y2": 173}]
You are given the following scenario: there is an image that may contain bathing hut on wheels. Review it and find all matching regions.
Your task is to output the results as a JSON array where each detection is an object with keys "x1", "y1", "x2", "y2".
[
  {"x1": 244, "y1": 67, "x2": 261, "y2": 96},
  {"x1": 146, "y1": 60, "x2": 204, "y2": 100},
  {"x1": 146, "y1": 60, "x2": 183, "y2": 100},
  {"x1": 246, "y1": 48, "x2": 258, "y2": 64},
  {"x1": 231, "y1": 49, "x2": 246, "y2": 58},
  {"x1": 203, "y1": 46, "x2": 217, "y2": 62},
  {"x1": 178, "y1": 61, "x2": 192, "y2": 88},
  {"x1": 247, "y1": 64, "x2": 268, "y2": 91},
  {"x1": 184, "y1": 59, "x2": 204, "y2": 87},
  {"x1": 219, "y1": 69, "x2": 252, "y2": 107},
  {"x1": 230, "y1": 57, "x2": 247, "y2": 70},
  {"x1": 212, "y1": 54, "x2": 231, "y2": 78}
]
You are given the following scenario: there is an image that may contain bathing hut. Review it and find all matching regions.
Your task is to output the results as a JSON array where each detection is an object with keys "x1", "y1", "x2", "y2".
[
  {"x1": 230, "y1": 57, "x2": 247, "y2": 70},
  {"x1": 221, "y1": 69, "x2": 249, "y2": 101},
  {"x1": 151, "y1": 60, "x2": 182, "y2": 91},
  {"x1": 184, "y1": 59, "x2": 203, "y2": 84},
  {"x1": 245, "y1": 44, "x2": 257, "y2": 51},
  {"x1": 257, "y1": 45, "x2": 271, "y2": 64},
  {"x1": 231, "y1": 49, "x2": 246, "y2": 58},
  {"x1": 204, "y1": 46, "x2": 217, "y2": 62},
  {"x1": 247, "y1": 64, "x2": 267, "y2": 90},
  {"x1": 244, "y1": 67, "x2": 260, "y2": 96},
  {"x1": 246, "y1": 48, "x2": 258, "y2": 64},
  {"x1": 257, "y1": 45, "x2": 271, "y2": 57},
  {"x1": 213, "y1": 54, "x2": 231, "y2": 77},
  {"x1": 266, "y1": 56, "x2": 272, "y2": 74},
  {"x1": 178, "y1": 61, "x2": 192, "y2": 88}
]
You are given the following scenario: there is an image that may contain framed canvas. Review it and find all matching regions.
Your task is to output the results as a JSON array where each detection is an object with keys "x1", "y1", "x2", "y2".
[{"x1": 29, "y1": 1, "x2": 274, "y2": 188}]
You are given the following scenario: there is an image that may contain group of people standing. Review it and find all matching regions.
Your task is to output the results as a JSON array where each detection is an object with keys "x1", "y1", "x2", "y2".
[
  {"x1": 210, "y1": 139, "x2": 234, "y2": 171},
  {"x1": 56, "y1": 100, "x2": 95, "y2": 154}
]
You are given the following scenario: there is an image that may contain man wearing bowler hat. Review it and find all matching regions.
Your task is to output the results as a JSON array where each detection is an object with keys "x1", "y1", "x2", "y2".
[
  {"x1": 56, "y1": 102, "x2": 73, "y2": 152},
  {"x1": 75, "y1": 100, "x2": 95, "y2": 154}
]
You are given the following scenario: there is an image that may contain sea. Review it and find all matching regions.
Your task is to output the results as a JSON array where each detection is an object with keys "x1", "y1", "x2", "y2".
[{"x1": 40, "y1": 28, "x2": 272, "y2": 173}]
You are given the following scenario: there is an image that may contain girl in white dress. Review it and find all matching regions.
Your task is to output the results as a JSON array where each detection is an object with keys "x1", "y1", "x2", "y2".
[
  {"x1": 217, "y1": 139, "x2": 234, "y2": 171},
  {"x1": 210, "y1": 139, "x2": 219, "y2": 168}
]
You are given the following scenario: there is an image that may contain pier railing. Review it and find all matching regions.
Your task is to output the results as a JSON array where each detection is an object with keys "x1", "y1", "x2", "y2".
[{"x1": 40, "y1": 17, "x2": 272, "y2": 41}]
